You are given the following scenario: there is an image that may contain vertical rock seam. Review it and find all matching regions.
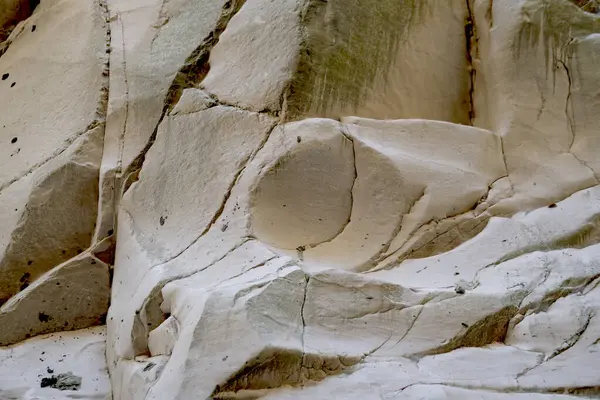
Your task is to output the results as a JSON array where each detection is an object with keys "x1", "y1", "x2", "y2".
[{"x1": 465, "y1": 0, "x2": 477, "y2": 125}]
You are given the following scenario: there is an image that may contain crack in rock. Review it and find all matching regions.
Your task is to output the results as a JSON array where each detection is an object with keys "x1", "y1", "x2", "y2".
[
  {"x1": 121, "y1": 0, "x2": 250, "y2": 194},
  {"x1": 543, "y1": 311, "x2": 595, "y2": 362}
]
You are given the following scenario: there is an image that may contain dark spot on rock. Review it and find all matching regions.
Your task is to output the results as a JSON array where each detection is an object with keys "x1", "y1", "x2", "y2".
[
  {"x1": 143, "y1": 362, "x2": 156, "y2": 372},
  {"x1": 56, "y1": 282, "x2": 60, "y2": 285},
  {"x1": 159, "y1": 216, "x2": 166, "y2": 226},
  {"x1": 91, "y1": 260, "x2": 96, "y2": 264},
  {"x1": 40, "y1": 376, "x2": 58, "y2": 388},
  {"x1": 454, "y1": 272, "x2": 460, "y2": 276},
  {"x1": 366, "y1": 296, "x2": 373, "y2": 300},
  {"x1": 11, "y1": 82, "x2": 15, "y2": 87},
  {"x1": 548, "y1": 203, "x2": 557, "y2": 208},
  {"x1": 455, "y1": 287, "x2": 465, "y2": 295},
  {"x1": 282, "y1": 204, "x2": 286, "y2": 207},
  {"x1": 11, "y1": 137, "x2": 17, "y2": 144},
  {"x1": 461, "y1": 322, "x2": 469, "y2": 328},
  {"x1": 31, "y1": 25, "x2": 36, "y2": 32},
  {"x1": 76, "y1": 248, "x2": 82, "y2": 254},
  {"x1": 20, "y1": 272, "x2": 31, "y2": 282},
  {"x1": 64, "y1": 321, "x2": 69, "y2": 326},
  {"x1": 62, "y1": 250, "x2": 66, "y2": 254},
  {"x1": 296, "y1": 136, "x2": 301, "y2": 143},
  {"x1": 20, "y1": 282, "x2": 29, "y2": 290},
  {"x1": 25, "y1": 334, "x2": 30, "y2": 338},
  {"x1": 221, "y1": 223, "x2": 228, "y2": 232},
  {"x1": 296, "y1": 245, "x2": 305, "y2": 252},
  {"x1": 1, "y1": 73, "x2": 8, "y2": 80},
  {"x1": 222, "y1": 356, "x2": 228, "y2": 361},
  {"x1": 27, "y1": 260, "x2": 33, "y2": 265},
  {"x1": 38, "y1": 312, "x2": 51, "y2": 322},
  {"x1": 47, "y1": 367, "x2": 54, "y2": 373},
  {"x1": 108, "y1": 229, "x2": 114, "y2": 235}
]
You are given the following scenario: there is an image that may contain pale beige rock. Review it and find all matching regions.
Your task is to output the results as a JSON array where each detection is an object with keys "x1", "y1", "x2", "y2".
[
  {"x1": 93, "y1": 0, "x2": 235, "y2": 242},
  {"x1": 122, "y1": 105, "x2": 276, "y2": 262},
  {"x1": 5, "y1": 0, "x2": 600, "y2": 397},
  {"x1": 0, "y1": 0, "x2": 106, "y2": 188},
  {"x1": 203, "y1": 0, "x2": 472, "y2": 123},
  {"x1": 0, "y1": 252, "x2": 110, "y2": 346},
  {"x1": 169, "y1": 88, "x2": 216, "y2": 116},
  {"x1": 303, "y1": 118, "x2": 505, "y2": 271},
  {"x1": 473, "y1": 0, "x2": 600, "y2": 214},
  {"x1": 250, "y1": 119, "x2": 355, "y2": 250},
  {"x1": 0, "y1": 125, "x2": 104, "y2": 303}
]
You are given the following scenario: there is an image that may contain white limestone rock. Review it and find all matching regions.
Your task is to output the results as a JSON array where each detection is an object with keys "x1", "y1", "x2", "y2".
[
  {"x1": 473, "y1": 0, "x2": 600, "y2": 213},
  {"x1": 4, "y1": 0, "x2": 600, "y2": 398},
  {"x1": 93, "y1": 0, "x2": 235, "y2": 242},
  {"x1": 0, "y1": 0, "x2": 107, "y2": 188},
  {"x1": 0, "y1": 0, "x2": 109, "y2": 348},
  {"x1": 122, "y1": 105, "x2": 276, "y2": 263},
  {"x1": 0, "y1": 326, "x2": 111, "y2": 399}
]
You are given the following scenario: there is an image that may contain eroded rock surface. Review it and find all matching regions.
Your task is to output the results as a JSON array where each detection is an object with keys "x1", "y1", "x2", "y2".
[{"x1": 1, "y1": 0, "x2": 600, "y2": 399}]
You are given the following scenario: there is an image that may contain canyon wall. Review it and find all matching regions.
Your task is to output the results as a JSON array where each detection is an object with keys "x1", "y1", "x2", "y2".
[{"x1": 1, "y1": 0, "x2": 599, "y2": 399}]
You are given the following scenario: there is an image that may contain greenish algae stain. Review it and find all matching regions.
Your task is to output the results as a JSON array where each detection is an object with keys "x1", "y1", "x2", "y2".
[{"x1": 285, "y1": 0, "x2": 432, "y2": 120}]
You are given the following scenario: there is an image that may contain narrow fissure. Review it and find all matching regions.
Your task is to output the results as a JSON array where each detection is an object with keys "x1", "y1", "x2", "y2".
[
  {"x1": 120, "y1": 0, "x2": 248, "y2": 193},
  {"x1": 464, "y1": 0, "x2": 477, "y2": 125}
]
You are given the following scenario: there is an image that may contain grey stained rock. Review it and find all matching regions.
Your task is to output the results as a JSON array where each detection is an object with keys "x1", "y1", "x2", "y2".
[
  {"x1": 0, "y1": 252, "x2": 110, "y2": 346},
  {"x1": 40, "y1": 372, "x2": 82, "y2": 391}
]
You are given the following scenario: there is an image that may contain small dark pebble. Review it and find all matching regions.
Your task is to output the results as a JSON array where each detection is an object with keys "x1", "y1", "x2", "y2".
[
  {"x1": 143, "y1": 362, "x2": 156, "y2": 372},
  {"x1": 11, "y1": 137, "x2": 17, "y2": 144},
  {"x1": 38, "y1": 312, "x2": 51, "y2": 322},
  {"x1": 10, "y1": 82, "x2": 15, "y2": 87},
  {"x1": 461, "y1": 322, "x2": 469, "y2": 328},
  {"x1": 40, "y1": 376, "x2": 57, "y2": 388},
  {"x1": 1, "y1": 73, "x2": 8, "y2": 80},
  {"x1": 548, "y1": 203, "x2": 557, "y2": 208}
]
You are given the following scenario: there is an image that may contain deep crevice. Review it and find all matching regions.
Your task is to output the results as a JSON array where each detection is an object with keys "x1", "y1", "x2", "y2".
[
  {"x1": 414, "y1": 305, "x2": 519, "y2": 359},
  {"x1": 464, "y1": 0, "x2": 477, "y2": 125},
  {"x1": 120, "y1": 0, "x2": 248, "y2": 194},
  {"x1": 0, "y1": 0, "x2": 39, "y2": 44},
  {"x1": 211, "y1": 347, "x2": 358, "y2": 398}
]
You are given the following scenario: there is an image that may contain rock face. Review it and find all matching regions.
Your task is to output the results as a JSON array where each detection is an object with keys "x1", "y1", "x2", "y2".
[{"x1": 1, "y1": 0, "x2": 600, "y2": 399}]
